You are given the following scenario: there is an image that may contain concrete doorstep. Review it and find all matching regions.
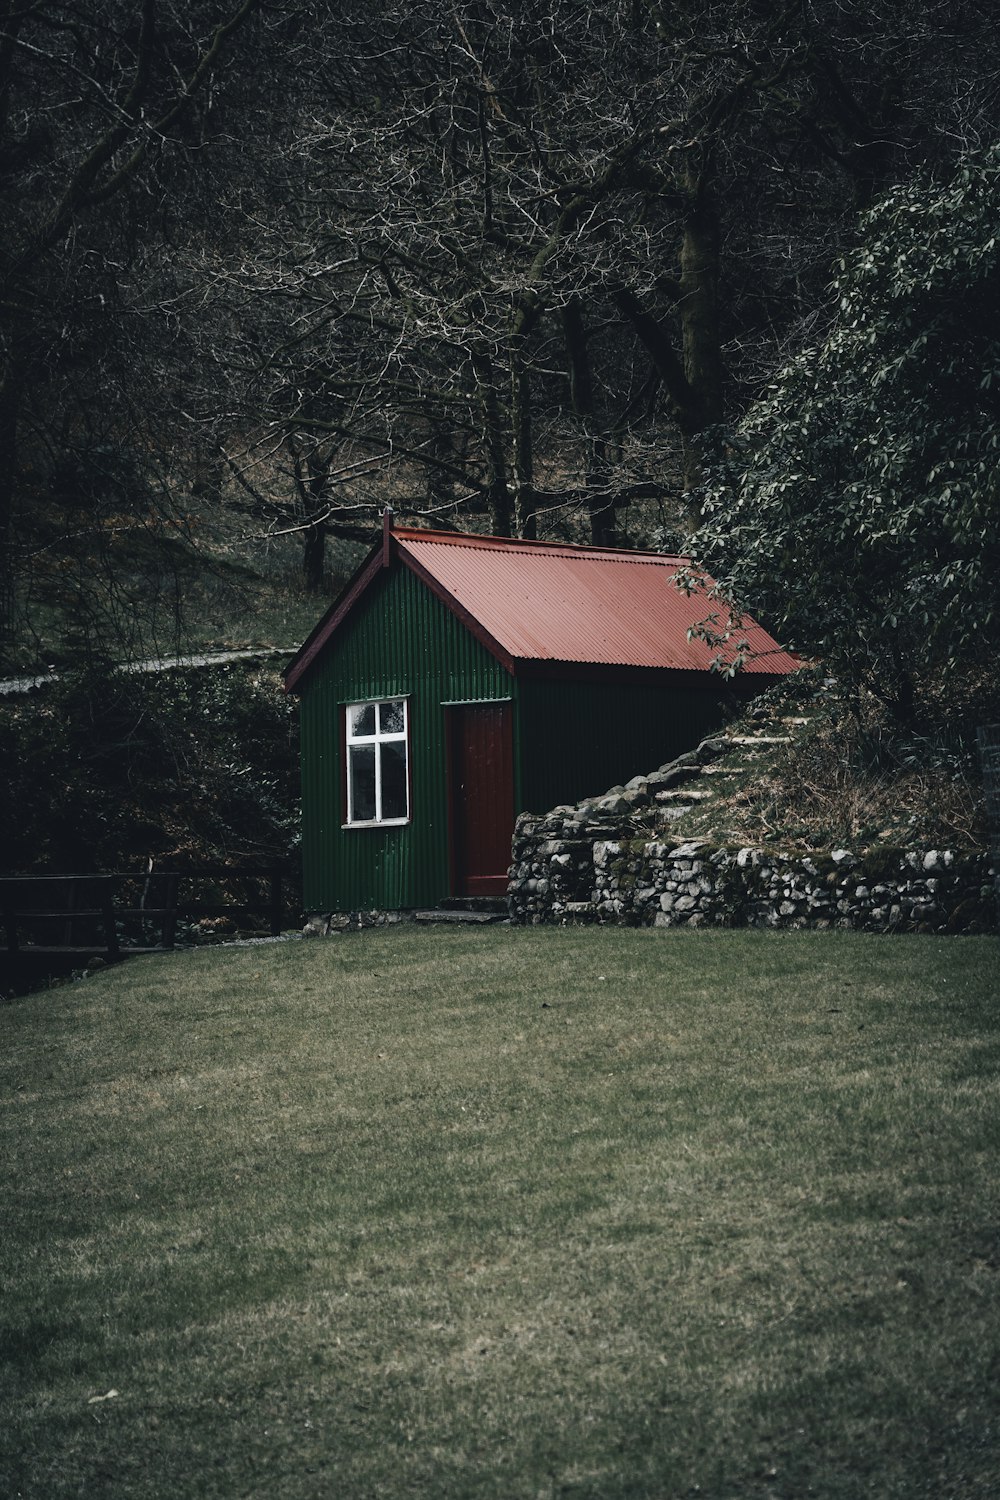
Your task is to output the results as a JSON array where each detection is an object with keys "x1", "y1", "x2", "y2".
[{"x1": 413, "y1": 909, "x2": 504, "y2": 924}]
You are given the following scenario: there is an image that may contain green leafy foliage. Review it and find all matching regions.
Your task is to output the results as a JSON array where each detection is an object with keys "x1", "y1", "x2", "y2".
[
  {"x1": 692, "y1": 145, "x2": 1000, "y2": 720},
  {"x1": 0, "y1": 664, "x2": 299, "y2": 875}
]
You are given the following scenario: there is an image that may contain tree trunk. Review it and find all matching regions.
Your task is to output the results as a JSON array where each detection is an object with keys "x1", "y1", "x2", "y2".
[
  {"x1": 679, "y1": 173, "x2": 723, "y2": 504},
  {"x1": 472, "y1": 350, "x2": 512, "y2": 536},
  {"x1": 510, "y1": 352, "x2": 535, "y2": 540},
  {"x1": 424, "y1": 418, "x2": 456, "y2": 514},
  {"x1": 303, "y1": 518, "x2": 326, "y2": 592},
  {"x1": 562, "y1": 301, "x2": 617, "y2": 546},
  {"x1": 0, "y1": 374, "x2": 20, "y2": 658},
  {"x1": 289, "y1": 438, "x2": 330, "y2": 592}
]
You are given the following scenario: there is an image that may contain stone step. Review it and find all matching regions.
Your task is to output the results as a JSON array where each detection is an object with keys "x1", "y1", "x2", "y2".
[
  {"x1": 655, "y1": 788, "x2": 712, "y2": 802},
  {"x1": 727, "y1": 734, "x2": 792, "y2": 746},
  {"x1": 438, "y1": 896, "x2": 507, "y2": 913},
  {"x1": 413, "y1": 908, "x2": 505, "y2": 924}
]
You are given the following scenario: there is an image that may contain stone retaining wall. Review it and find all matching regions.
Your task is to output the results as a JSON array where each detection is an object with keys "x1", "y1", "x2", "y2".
[
  {"x1": 302, "y1": 731, "x2": 997, "y2": 936},
  {"x1": 509, "y1": 825, "x2": 996, "y2": 935}
]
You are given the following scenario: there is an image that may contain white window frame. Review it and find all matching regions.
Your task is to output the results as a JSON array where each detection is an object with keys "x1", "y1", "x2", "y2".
[{"x1": 344, "y1": 697, "x2": 410, "y2": 827}]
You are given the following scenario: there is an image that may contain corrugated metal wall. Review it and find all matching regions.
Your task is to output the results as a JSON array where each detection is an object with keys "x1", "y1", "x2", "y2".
[
  {"x1": 516, "y1": 676, "x2": 733, "y2": 814},
  {"x1": 299, "y1": 566, "x2": 514, "y2": 911}
]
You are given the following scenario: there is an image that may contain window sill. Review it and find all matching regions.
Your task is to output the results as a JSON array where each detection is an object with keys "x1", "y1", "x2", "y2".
[{"x1": 342, "y1": 818, "x2": 411, "y2": 830}]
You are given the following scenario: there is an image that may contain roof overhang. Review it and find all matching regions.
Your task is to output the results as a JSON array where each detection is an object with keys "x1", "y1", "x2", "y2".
[
  {"x1": 284, "y1": 517, "x2": 800, "y2": 692},
  {"x1": 283, "y1": 545, "x2": 384, "y2": 694}
]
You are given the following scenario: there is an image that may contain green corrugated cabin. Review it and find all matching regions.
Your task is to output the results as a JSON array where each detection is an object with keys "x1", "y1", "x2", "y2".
[{"x1": 283, "y1": 516, "x2": 798, "y2": 915}]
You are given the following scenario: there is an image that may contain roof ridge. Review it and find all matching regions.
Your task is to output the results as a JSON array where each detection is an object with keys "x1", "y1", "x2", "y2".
[{"x1": 392, "y1": 526, "x2": 689, "y2": 564}]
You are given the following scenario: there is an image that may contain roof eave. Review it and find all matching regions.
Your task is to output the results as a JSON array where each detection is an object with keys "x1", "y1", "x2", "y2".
[
  {"x1": 510, "y1": 657, "x2": 799, "y2": 685},
  {"x1": 283, "y1": 545, "x2": 384, "y2": 694},
  {"x1": 394, "y1": 543, "x2": 519, "y2": 675},
  {"x1": 283, "y1": 531, "x2": 522, "y2": 692}
]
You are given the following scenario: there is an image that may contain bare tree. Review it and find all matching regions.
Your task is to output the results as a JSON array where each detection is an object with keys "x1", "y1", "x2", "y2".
[
  {"x1": 223, "y1": 0, "x2": 1000, "y2": 548},
  {"x1": 0, "y1": 0, "x2": 260, "y2": 662},
  {"x1": 7, "y1": 0, "x2": 995, "y2": 650}
]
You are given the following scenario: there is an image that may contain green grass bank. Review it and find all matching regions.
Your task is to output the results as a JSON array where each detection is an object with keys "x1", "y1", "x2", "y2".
[{"x1": 2, "y1": 927, "x2": 999, "y2": 1498}]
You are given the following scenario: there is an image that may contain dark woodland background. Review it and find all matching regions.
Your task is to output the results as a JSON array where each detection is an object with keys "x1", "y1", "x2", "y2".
[{"x1": 2, "y1": 0, "x2": 998, "y2": 877}]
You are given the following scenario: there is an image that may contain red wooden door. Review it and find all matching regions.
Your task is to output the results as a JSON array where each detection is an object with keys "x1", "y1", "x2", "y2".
[{"x1": 447, "y1": 703, "x2": 515, "y2": 897}]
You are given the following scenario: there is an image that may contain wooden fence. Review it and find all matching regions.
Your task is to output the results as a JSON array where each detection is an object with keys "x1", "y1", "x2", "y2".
[
  {"x1": 1, "y1": 867, "x2": 287, "y2": 964},
  {"x1": 979, "y1": 724, "x2": 1000, "y2": 921}
]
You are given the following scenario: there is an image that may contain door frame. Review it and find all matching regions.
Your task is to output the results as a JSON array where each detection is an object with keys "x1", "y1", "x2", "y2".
[{"x1": 443, "y1": 698, "x2": 515, "y2": 898}]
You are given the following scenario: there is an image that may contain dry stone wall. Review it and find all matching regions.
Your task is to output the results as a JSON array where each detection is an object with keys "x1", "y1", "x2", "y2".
[{"x1": 508, "y1": 748, "x2": 997, "y2": 935}]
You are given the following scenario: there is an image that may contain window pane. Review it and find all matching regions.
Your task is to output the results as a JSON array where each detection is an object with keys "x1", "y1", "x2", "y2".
[
  {"x1": 379, "y1": 699, "x2": 405, "y2": 735},
  {"x1": 380, "y1": 742, "x2": 408, "y2": 820},
  {"x1": 348, "y1": 703, "x2": 375, "y2": 738},
  {"x1": 349, "y1": 744, "x2": 376, "y2": 821}
]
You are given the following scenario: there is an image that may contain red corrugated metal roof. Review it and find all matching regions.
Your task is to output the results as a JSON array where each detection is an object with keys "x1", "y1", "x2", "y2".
[
  {"x1": 393, "y1": 528, "x2": 798, "y2": 674},
  {"x1": 284, "y1": 523, "x2": 799, "y2": 691}
]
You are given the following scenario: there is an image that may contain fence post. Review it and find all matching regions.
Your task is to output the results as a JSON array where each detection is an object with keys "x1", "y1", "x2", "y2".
[
  {"x1": 269, "y1": 868, "x2": 282, "y2": 936},
  {"x1": 100, "y1": 876, "x2": 120, "y2": 958},
  {"x1": 162, "y1": 874, "x2": 179, "y2": 949},
  {"x1": 2, "y1": 885, "x2": 18, "y2": 955},
  {"x1": 60, "y1": 876, "x2": 76, "y2": 949},
  {"x1": 978, "y1": 726, "x2": 1000, "y2": 927}
]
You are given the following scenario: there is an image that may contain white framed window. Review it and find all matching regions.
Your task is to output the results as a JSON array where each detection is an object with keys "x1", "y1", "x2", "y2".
[{"x1": 345, "y1": 697, "x2": 409, "y2": 826}]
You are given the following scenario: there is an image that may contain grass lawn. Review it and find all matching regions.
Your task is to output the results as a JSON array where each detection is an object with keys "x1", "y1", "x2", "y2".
[{"x1": 2, "y1": 926, "x2": 999, "y2": 1498}]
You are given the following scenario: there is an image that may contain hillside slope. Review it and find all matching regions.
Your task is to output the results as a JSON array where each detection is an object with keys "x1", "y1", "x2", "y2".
[{"x1": 579, "y1": 670, "x2": 990, "y2": 857}]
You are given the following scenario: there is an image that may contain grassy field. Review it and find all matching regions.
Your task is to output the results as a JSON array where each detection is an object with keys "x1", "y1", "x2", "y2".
[{"x1": 2, "y1": 926, "x2": 999, "y2": 1499}]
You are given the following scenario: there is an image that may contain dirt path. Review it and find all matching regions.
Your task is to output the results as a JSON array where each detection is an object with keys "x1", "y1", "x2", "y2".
[{"x1": 0, "y1": 647, "x2": 295, "y2": 697}]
